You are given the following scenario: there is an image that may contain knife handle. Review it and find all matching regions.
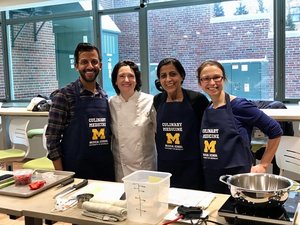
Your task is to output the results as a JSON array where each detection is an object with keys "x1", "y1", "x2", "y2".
[
  {"x1": 60, "y1": 178, "x2": 74, "y2": 187},
  {"x1": 74, "y1": 179, "x2": 88, "y2": 190}
]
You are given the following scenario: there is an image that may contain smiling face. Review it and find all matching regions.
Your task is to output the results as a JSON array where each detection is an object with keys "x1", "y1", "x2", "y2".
[
  {"x1": 159, "y1": 63, "x2": 183, "y2": 96},
  {"x1": 115, "y1": 65, "x2": 136, "y2": 97},
  {"x1": 198, "y1": 64, "x2": 224, "y2": 97},
  {"x1": 75, "y1": 49, "x2": 101, "y2": 84}
]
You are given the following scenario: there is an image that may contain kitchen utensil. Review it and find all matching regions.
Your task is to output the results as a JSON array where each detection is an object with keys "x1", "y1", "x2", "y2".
[
  {"x1": 219, "y1": 173, "x2": 298, "y2": 207},
  {"x1": 54, "y1": 179, "x2": 88, "y2": 199},
  {"x1": 76, "y1": 193, "x2": 94, "y2": 208},
  {"x1": 0, "y1": 174, "x2": 14, "y2": 185},
  {"x1": 56, "y1": 177, "x2": 74, "y2": 188},
  {"x1": 0, "y1": 174, "x2": 13, "y2": 181},
  {"x1": 0, "y1": 180, "x2": 15, "y2": 189}
]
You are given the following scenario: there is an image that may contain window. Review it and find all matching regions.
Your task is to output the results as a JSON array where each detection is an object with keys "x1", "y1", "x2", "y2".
[
  {"x1": 148, "y1": 0, "x2": 274, "y2": 100},
  {"x1": 0, "y1": 0, "x2": 299, "y2": 102},
  {"x1": 285, "y1": 0, "x2": 300, "y2": 99},
  {"x1": 100, "y1": 12, "x2": 140, "y2": 97},
  {"x1": 7, "y1": 15, "x2": 93, "y2": 100},
  {"x1": 98, "y1": 0, "x2": 139, "y2": 9},
  {"x1": 290, "y1": 6, "x2": 300, "y2": 22},
  {"x1": 7, "y1": 0, "x2": 92, "y2": 19}
]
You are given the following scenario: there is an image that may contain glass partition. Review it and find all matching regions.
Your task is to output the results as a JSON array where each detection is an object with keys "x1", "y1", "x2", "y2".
[
  {"x1": 8, "y1": 0, "x2": 92, "y2": 19},
  {"x1": 100, "y1": 12, "x2": 140, "y2": 97},
  {"x1": 285, "y1": 0, "x2": 300, "y2": 99},
  {"x1": 0, "y1": 0, "x2": 299, "y2": 102},
  {"x1": 148, "y1": 0, "x2": 274, "y2": 100},
  {"x1": 9, "y1": 16, "x2": 93, "y2": 100},
  {"x1": 99, "y1": 0, "x2": 139, "y2": 10}
]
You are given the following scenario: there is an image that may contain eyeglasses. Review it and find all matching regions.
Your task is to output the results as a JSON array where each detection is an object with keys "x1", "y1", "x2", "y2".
[{"x1": 200, "y1": 76, "x2": 223, "y2": 83}]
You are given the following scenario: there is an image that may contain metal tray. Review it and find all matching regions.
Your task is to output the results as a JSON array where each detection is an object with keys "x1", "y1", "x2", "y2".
[{"x1": 0, "y1": 169, "x2": 75, "y2": 198}]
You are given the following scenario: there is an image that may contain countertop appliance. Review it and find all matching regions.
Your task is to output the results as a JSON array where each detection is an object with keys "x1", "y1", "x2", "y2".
[{"x1": 218, "y1": 191, "x2": 300, "y2": 225}]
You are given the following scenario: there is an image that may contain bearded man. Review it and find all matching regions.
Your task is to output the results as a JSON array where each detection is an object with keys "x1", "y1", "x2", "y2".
[{"x1": 46, "y1": 43, "x2": 115, "y2": 181}]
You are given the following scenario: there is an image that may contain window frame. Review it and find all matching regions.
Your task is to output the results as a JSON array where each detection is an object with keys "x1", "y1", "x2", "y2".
[{"x1": 0, "y1": 0, "x2": 296, "y2": 103}]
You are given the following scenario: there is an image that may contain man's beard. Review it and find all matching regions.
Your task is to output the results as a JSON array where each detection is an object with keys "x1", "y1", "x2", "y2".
[{"x1": 79, "y1": 69, "x2": 99, "y2": 83}]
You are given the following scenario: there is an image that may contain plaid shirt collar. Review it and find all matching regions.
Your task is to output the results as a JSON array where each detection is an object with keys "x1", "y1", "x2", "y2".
[{"x1": 76, "y1": 78, "x2": 107, "y2": 98}]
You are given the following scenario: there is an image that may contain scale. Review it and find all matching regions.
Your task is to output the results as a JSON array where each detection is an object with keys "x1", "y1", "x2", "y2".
[{"x1": 218, "y1": 191, "x2": 300, "y2": 225}]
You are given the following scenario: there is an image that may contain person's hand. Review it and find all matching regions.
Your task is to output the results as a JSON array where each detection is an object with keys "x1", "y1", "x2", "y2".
[{"x1": 251, "y1": 164, "x2": 268, "y2": 173}]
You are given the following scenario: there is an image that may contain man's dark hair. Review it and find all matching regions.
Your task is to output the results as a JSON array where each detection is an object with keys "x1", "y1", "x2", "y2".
[
  {"x1": 74, "y1": 42, "x2": 101, "y2": 64},
  {"x1": 111, "y1": 60, "x2": 142, "y2": 95}
]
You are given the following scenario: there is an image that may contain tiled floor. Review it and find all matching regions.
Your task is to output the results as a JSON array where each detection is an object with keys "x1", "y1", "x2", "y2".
[{"x1": 0, "y1": 161, "x2": 71, "y2": 225}]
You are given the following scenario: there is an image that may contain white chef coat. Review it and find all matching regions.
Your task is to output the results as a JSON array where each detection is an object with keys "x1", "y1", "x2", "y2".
[{"x1": 109, "y1": 91, "x2": 157, "y2": 182}]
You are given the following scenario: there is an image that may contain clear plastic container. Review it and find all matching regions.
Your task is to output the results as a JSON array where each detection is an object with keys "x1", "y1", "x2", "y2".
[
  {"x1": 122, "y1": 170, "x2": 171, "y2": 224},
  {"x1": 13, "y1": 169, "x2": 33, "y2": 186}
]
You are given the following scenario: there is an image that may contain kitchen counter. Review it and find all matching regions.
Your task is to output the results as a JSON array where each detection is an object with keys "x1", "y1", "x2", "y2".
[{"x1": 0, "y1": 177, "x2": 230, "y2": 225}]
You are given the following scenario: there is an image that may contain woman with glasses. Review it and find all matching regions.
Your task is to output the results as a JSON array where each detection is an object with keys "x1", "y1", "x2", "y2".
[
  {"x1": 197, "y1": 60, "x2": 283, "y2": 194},
  {"x1": 109, "y1": 60, "x2": 157, "y2": 182},
  {"x1": 154, "y1": 58, "x2": 209, "y2": 190}
]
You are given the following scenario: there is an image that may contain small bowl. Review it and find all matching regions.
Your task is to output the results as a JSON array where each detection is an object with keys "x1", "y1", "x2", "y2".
[
  {"x1": 77, "y1": 193, "x2": 94, "y2": 208},
  {"x1": 13, "y1": 169, "x2": 34, "y2": 186}
]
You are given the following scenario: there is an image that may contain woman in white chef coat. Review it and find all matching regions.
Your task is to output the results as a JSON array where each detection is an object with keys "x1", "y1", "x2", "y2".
[{"x1": 109, "y1": 60, "x2": 157, "y2": 182}]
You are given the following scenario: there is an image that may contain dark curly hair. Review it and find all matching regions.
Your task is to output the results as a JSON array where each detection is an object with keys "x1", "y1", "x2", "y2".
[{"x1": 111, "y1": 60, "x2": 142, "y2": 94}]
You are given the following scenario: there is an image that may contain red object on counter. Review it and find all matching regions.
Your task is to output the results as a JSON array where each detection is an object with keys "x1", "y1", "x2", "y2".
[{"x1": 29, "y1": 180, "x2": 46, "y2": 190}]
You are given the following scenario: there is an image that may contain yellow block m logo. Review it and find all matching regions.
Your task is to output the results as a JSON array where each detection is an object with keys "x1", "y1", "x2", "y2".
[
  {"x1": 203, "y1": 140, "x2": 216, "y2": 153},
  {"x1": 92, "y1": 128, "x2": 105, "y2": 140},
  {"x1": 166, "y1": 133, "x2": 180, "y2": 144}
]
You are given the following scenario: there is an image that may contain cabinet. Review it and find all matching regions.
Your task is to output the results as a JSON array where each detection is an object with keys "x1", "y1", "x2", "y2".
[{"x1": 222, "y1": 60, "x2": 268, "y2": 100}]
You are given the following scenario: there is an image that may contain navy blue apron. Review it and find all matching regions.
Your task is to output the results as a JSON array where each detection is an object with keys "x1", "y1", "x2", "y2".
[
  {"x1": 200, "y1": 93, "x2": 253, "y2": 194},
  {"x1": 61, "y1": 83, "x2": 115, "y2": 181},
  {"x1": 156, "y1": 92, "x2": 203, "y2": 190}
]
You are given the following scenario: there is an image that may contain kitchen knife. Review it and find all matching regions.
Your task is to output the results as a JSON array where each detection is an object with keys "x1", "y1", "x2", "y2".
[
  {"x1": 53, "y1": 179, "x2": 88, "y2": 198},
  {"x1": 56, "y1": 177, "x2": 74, "y2": 188},
  {"x1": 0, "y1": 179, "x2": 15, "y2": 189}
]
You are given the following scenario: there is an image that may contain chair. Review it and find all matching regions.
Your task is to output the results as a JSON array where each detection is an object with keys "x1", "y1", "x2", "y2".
[
  {"x1": 27, "y1": 128, "x2": 44, "y2": 139},
  {"x1": 275, "y1": 136, "x2": 300, "y2": 178},
  {"x1": 22, "y1": 125, "x2": 54, "y2": 170},
  {"x1": 0, "y1": 119, "x2": 30, "y2": 170}
]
